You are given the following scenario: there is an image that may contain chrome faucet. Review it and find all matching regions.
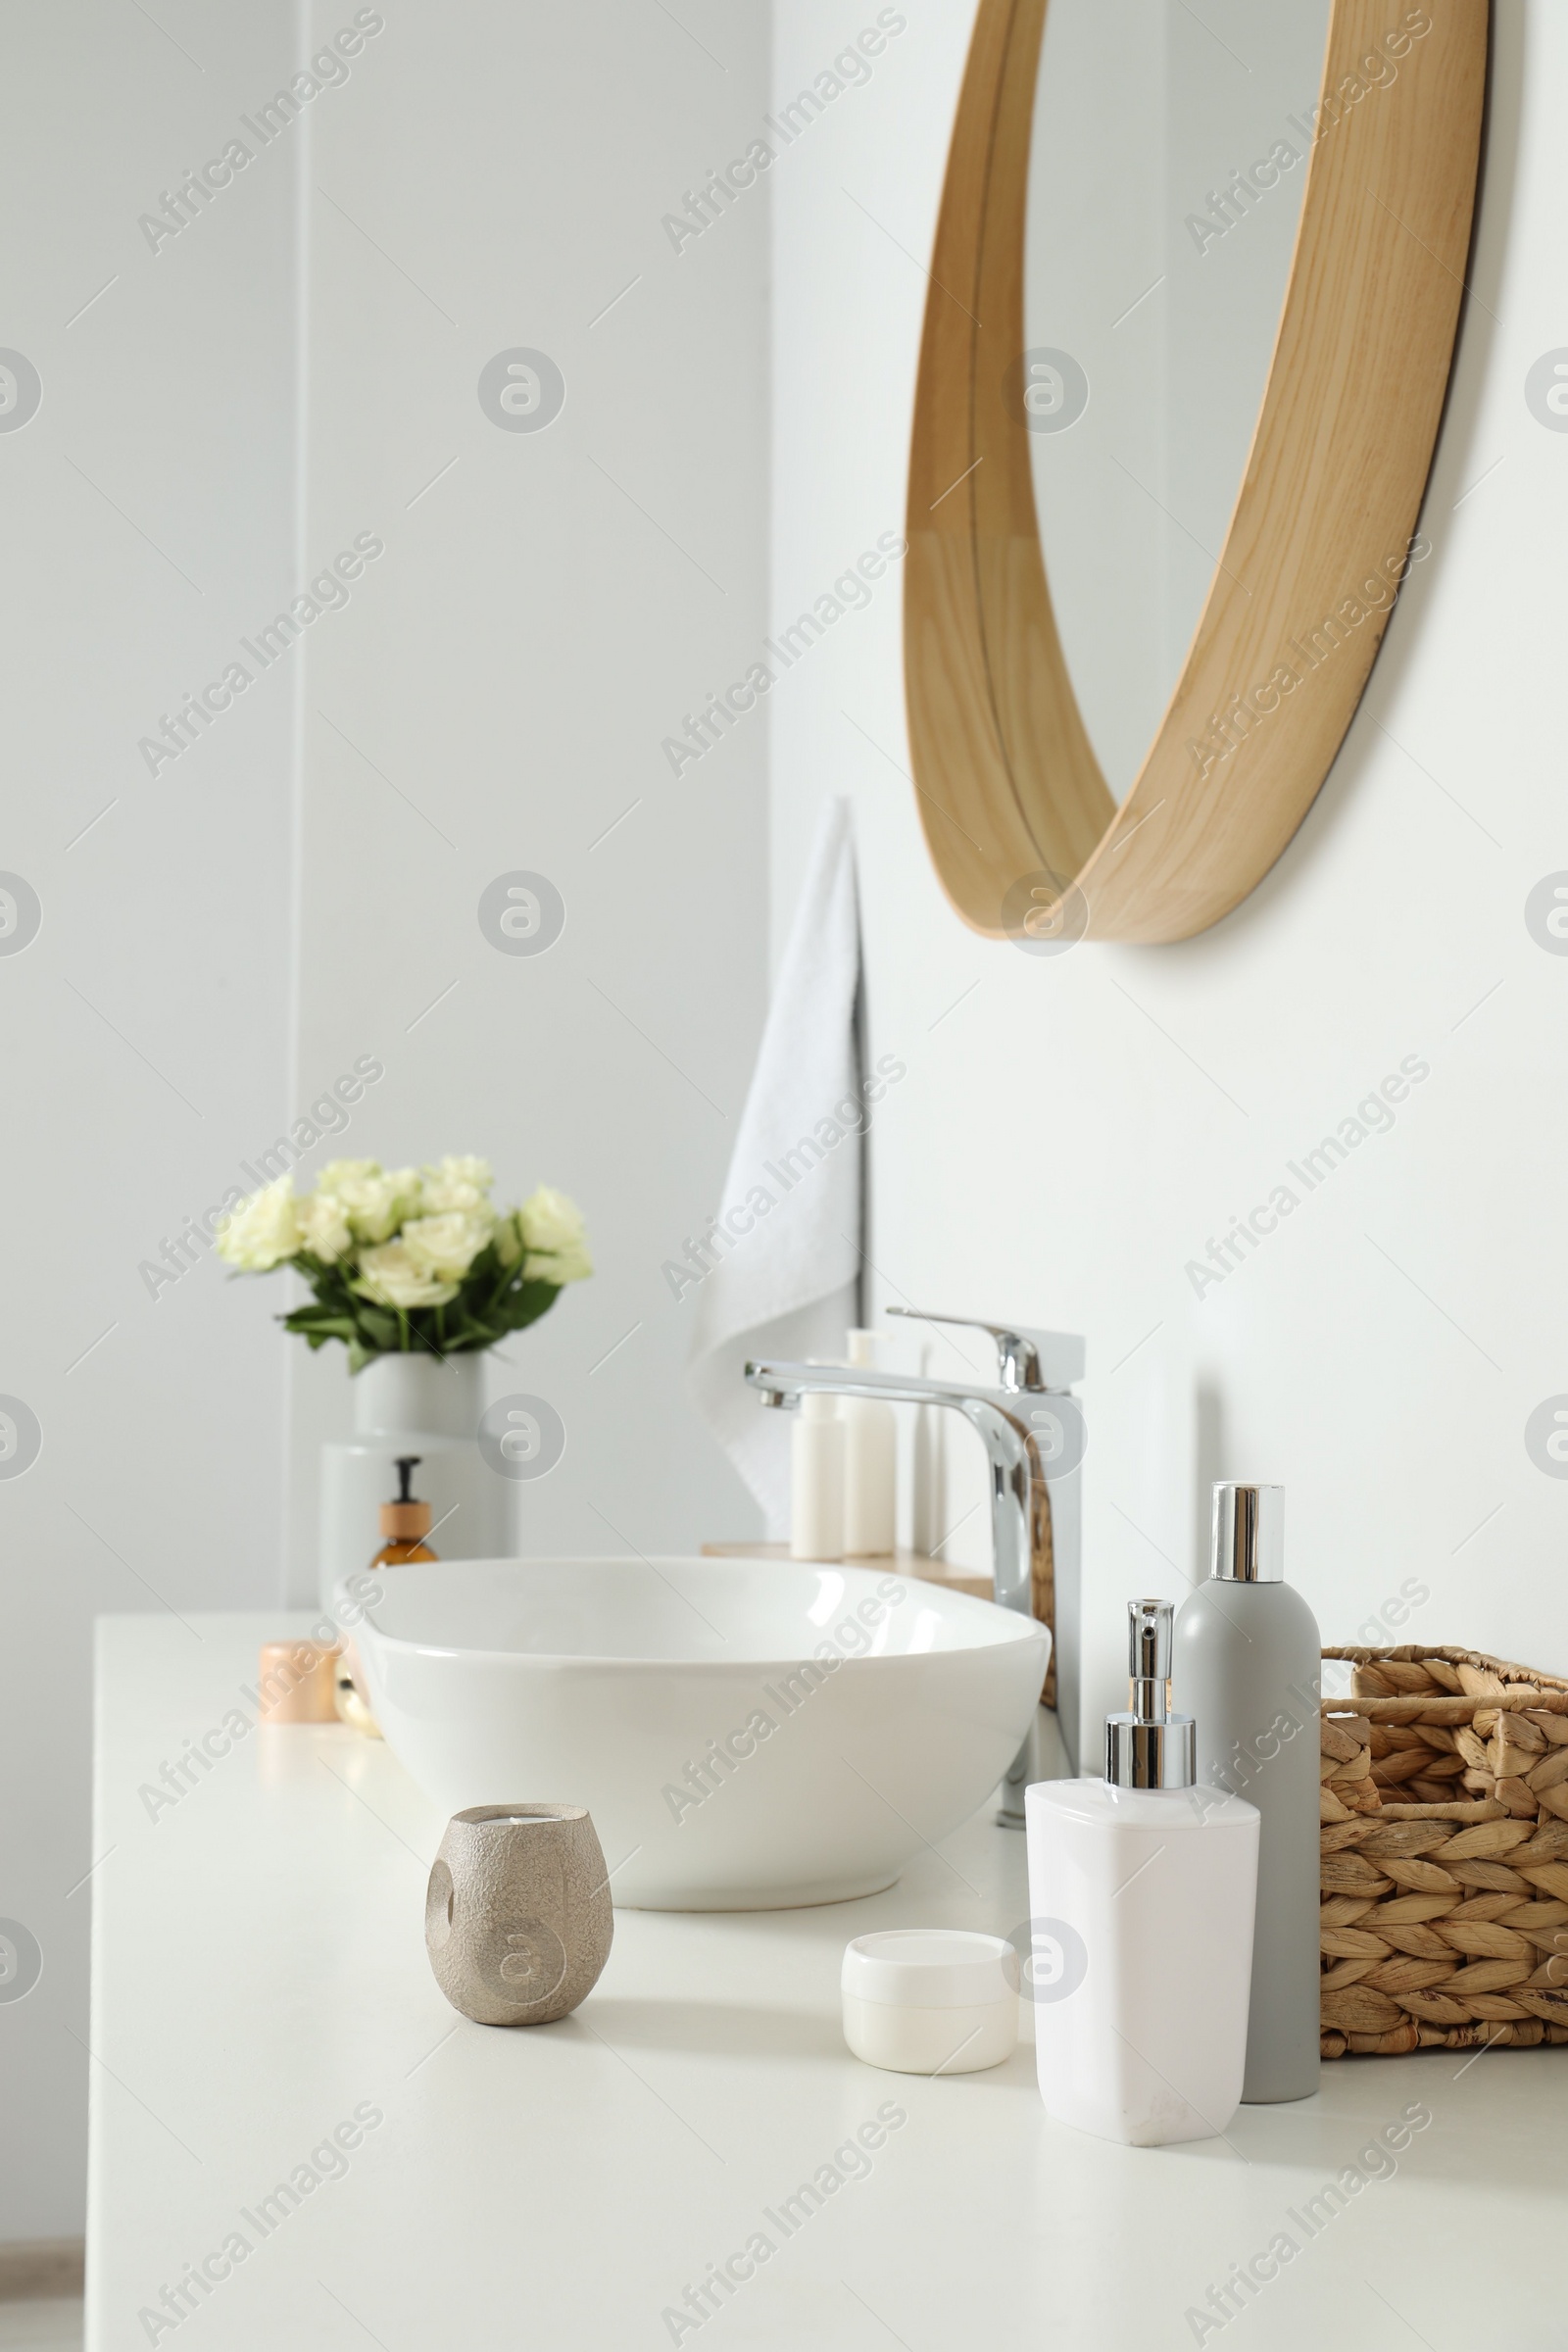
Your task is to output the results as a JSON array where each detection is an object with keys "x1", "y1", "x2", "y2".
[{"x1": 745, "y1": 1309, "x2": 1086, "y2": 1820}]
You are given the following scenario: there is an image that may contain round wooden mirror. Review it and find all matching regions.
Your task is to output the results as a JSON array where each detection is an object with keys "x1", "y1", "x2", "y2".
[{"x1": 904, "y1": 0, "x2": 1488, "y2": 944}]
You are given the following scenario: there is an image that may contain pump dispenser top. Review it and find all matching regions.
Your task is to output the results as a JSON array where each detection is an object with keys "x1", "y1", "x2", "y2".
[
  {"x1": 368, "y1": 1455, "x2": 438, "y2": 1569},
  {"x1": 1104, "y1": 1600, "x2": 1196, "y2": 1789},
  {"x1": 379, "y1": 1454, "x2": 432, "y2": 1543}
]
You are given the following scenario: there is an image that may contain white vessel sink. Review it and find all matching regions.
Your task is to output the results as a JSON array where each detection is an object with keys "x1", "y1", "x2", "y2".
[{"x1": 345, "y1": 1556, "x2": 1050, "y2": 1910}]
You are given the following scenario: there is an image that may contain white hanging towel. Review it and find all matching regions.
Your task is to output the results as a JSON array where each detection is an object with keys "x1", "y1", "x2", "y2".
[{"x1": 686, "y1": 796, "x2": 862, "y2": 1536}]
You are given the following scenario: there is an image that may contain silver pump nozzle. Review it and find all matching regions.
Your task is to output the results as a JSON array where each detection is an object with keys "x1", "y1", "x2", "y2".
[{"x1": 1104, "y1": 1598, "x2": 1196, "y2": 1789}]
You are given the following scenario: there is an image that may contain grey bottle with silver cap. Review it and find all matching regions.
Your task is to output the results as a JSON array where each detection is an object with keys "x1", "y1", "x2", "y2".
[{"x1": 1173, "y1": 1483, "x2": 1321, "y2": 2102}]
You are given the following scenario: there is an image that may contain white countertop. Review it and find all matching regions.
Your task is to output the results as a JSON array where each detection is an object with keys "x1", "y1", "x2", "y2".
[{"x1": 90, "y1": 1615, "x2": 1566, "y2": 2349}]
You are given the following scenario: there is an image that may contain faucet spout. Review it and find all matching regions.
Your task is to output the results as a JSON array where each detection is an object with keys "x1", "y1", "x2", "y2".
[
  {"x1": 745, "y1": 1357, "x2": 1056, "y2": 1819},
  {"x1": 745, "y1": 1361, "x2": 1044, "y2": 1619}
]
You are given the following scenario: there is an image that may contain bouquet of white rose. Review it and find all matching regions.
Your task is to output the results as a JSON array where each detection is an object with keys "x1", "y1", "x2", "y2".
[{"x1": 216, "y1": 1155, "x2": 591, "y2": 1370}]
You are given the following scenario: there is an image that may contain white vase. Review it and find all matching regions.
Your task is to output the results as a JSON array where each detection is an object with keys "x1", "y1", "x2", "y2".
[{"x1": 318, "y1": 1353, "x2": 508, "y2": 1608}]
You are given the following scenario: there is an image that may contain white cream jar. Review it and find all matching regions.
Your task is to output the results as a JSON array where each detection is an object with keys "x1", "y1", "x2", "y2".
[{"x1": 841, "y1": 1929, "x2": 1019, "y2": 2074}]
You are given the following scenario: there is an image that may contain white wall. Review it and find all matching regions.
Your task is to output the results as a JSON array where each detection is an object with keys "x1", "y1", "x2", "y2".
[
  {"x1": 772, "y1": 2, "x2": 1568, "y2": 1763},
  {"x1": 285, "y1": 0, "x2": 770, "y2": 1579},
  {"x1": 2, "y1": 0, "x2": 767, "y2": 2241},
  {"x1": 0, "y1": 0, "x2": 300, "y2": 2241}
]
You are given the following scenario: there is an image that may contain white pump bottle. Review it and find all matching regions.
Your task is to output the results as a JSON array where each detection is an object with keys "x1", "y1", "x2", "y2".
[{"x1": 1025, "y1": 1598, "x2": 1259, "y2": 2146}]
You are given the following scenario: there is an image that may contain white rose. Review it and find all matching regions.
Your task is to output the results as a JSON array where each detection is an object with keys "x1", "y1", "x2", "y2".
[
  {"x1": 352, "y1": 1241, "x2": 459, "y2": 1311},
  {"x1": 216, "y1": 1177, "x2": 301, "y2": 1272},
  {"x1": 527, "y1": 1237, "x2": 593, "y2": 1285},
  {"x1": 518, "y1": 1185, "x2": 592, "y2": 1284},
  {"x1": 420, "y1": 1155, "x2": 494, "y2": 1213},
  {"x1": 401, "y1": 1207, "x2": 496, "y2": 1283},
  {"x1": 296, "y1": 1191, "x2": 355, "y2": 1264},
  {"x1": 335, "y1": 1165, "x2": 421, "y2": 1243},
  {"x1": 518, "y1": 1184, "x2": 586, "y2": 1253},
  {"x1": 316, "y1": 1158, "x2": 381, "y2": 1197}
]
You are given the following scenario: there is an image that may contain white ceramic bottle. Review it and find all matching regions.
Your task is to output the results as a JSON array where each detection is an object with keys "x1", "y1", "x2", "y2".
[
  {"x1": 1173, "y1": 1483, "x2": 1321, "y2": 2104},
  {"x1": 840, "y1": 1330, "x2": 897, "y2": 1556},
  {"x1": 1025, "y1": 1598, "x2": 1259, "y2": 2147},
  {"x1": 789, "y1": 1391, "x2": 845, "y2": 1559}
]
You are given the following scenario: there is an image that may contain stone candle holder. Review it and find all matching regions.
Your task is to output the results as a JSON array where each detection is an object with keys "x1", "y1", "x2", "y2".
[{"x1": 425, "y1": 1804, "x2": 613, "y2": 2026}]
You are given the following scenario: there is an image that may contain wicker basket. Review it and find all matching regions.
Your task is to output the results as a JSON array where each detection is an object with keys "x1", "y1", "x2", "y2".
[{"x1": 1318, "y1": 1644, "x2": 1568, "y2": 2057}]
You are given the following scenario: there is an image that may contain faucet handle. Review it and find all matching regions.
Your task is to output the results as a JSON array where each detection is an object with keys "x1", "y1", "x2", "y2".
[{"x1": 885, "y1": 1307, "x2": 1084, "y2": 1393}]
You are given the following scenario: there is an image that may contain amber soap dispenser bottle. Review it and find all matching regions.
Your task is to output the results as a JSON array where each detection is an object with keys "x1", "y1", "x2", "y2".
[
  {"x1": 333, "y1": 1455, "x2": 437, "y2": 1737},
  {"x1": 371, "y1": 1454, "x2": 439, "y2": 1567}
]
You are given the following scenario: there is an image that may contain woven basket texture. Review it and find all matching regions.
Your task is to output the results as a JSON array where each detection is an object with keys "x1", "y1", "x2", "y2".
[{"x1": 1319, "y1": 1645, "x2": 1568, "y2": 2058}]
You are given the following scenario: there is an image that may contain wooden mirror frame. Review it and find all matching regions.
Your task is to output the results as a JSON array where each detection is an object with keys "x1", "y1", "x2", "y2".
[{"x1": 904, "y1": 0, "x2": 1488, "y2": 944}]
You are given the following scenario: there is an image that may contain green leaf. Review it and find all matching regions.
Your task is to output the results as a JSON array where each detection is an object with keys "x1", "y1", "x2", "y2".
[
  {"x1": 281, "y1": 1304, "x2": 356, "y2": 1334},
  {"x1": 449, "y1": 1323, "x2": 502, "y2": 1353},
  {"x1": 500, "y1": 1280, "x2": 561, "y2": 1333}
]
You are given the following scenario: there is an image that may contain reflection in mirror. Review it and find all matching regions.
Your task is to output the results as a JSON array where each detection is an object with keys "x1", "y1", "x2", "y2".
[{"x1": 1025, "y1": 0, "x2": 1334, "y2": 799}]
